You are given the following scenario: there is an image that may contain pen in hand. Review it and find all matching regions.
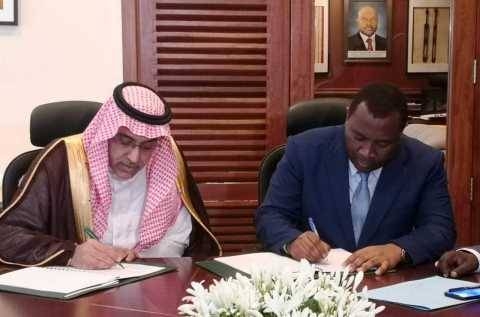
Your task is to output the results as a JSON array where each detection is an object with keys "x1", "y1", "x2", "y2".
[
  {"x1": 84, "y1": 227, "x2": 125, "y2": 269},
  {"x1": 308, "y1": 217, "x2": 330, "y2": 260},
  {"x1": 308, "y1": 217, "x2": 319, "y2": 236}
]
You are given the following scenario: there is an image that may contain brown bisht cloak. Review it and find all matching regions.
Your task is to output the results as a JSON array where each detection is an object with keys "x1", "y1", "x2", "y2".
[{"x1": 0, "y1": 134, "x2": 221, "y2": 266}]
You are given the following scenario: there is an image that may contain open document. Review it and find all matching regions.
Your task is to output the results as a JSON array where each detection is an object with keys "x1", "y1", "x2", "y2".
[
  {"x1": 0, "y1": 263, "x2": 174, "y2": 299},
  {"x1": 197, "y1": 249, "x2": 351, "y2": 278}
]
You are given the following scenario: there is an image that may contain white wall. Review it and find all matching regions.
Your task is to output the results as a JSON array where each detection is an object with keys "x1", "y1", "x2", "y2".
[{"x1": 0, "y1": 0, "x2": 123, "y2": 181}]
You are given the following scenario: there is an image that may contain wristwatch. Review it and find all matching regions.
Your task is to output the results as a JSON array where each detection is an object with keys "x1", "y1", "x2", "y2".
[
  {"x1": 282, "y1": 243, "x2": 291, "y2": 257},
  {"x1": 400, "y1": 247, "x2": 412, "y2": 264}
]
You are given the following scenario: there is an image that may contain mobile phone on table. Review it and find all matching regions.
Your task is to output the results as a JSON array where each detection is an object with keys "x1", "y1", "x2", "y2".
[{"x1": 445, "y1": 286, "x2": 480, "y2": 300}]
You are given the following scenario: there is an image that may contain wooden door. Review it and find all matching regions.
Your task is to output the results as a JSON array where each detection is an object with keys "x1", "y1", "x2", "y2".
[
  {"x1": 122, "y1": 0, "x2": 293, "y2": 254},
  {"x1": 448, "y1": 0, "x2": 478, "y2": 245}
]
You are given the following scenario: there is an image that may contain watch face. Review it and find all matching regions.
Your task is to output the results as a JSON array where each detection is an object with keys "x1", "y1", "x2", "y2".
[{"x1": 282, "y1": 243, "x2": 290, "y2": 256}]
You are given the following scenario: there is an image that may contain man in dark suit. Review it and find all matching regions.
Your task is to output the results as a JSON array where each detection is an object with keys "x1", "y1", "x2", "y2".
[
  {"x1": 256, "y1": 83, "x2": 456, "y2": 275},
  {"x1": 436, "y1": 248, "x2": 480, "y2": 277},
  {"x1": 347, "y1": 6, "x2": 387, "y2": 51}
]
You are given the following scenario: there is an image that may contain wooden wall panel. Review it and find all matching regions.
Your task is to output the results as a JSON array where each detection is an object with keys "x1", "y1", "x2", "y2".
[
  {"x1": 314, "y1": 0, "x2": 429, "y2": 97},
  {"x1": 154, "y1": 0, "x2": 268, "y2": 254},
  {"x1": 265, "y1": 0, "x2": 290, "y2": 150},
  {"x1": 473, "y1": 1, "x2": 480, "y2": 244},
  {"x1": 290, "y1": 0, "x2": 314, "y2": 104}
]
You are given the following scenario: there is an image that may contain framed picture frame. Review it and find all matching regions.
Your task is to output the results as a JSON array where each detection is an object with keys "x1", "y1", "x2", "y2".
[
  {"x1": 0, "y1": 0, "x2": 18, "y2": 25},
  {"x1": 344, "y1": 0, "x2": 392, "y2": 63},
  {"x1": 314, "y1": 0, "x2": 329, "y2": 73},
  {"x1": 407, "y1": 0, "x2": 450, "y2": 73}
]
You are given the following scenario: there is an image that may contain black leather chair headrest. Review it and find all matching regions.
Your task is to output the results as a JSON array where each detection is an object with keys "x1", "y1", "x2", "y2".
[
  {"x1": 258, "y1": 145, "x2": 286, "y2": 205},
  {"x1": 287, "y1": 97, "x2": 350, "y2": 136},
  {"x1": 30, "y1": 101, "x2": 101, "y2": 147}
]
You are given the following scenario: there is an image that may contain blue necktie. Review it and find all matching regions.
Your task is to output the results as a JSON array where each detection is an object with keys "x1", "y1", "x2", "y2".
[{"x1": 351, "y1": 172, "x2": 370, "y2": 244}]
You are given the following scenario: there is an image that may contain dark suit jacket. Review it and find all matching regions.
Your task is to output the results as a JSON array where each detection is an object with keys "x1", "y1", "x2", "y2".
[
  {"x1": 256, "y1": 125, "x2": 456, "y2": 265},
  {"x1": 347, "y1": 32, "x2": 387, "y2": 51}
]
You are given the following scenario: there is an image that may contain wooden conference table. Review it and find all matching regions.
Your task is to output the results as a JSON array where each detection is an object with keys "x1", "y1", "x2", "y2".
[{"x1": 0, "y1": 258, "x2": 479, "y2": 317}]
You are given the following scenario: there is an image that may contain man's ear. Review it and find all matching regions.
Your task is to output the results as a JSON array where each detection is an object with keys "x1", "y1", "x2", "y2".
[{"x1": 345, "y1": 106, "x2": 351, "y2": 119}]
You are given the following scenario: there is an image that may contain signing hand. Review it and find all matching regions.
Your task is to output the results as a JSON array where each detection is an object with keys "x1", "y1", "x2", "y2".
[
  {"x1": 70, "y1": 239, "x2": 131, "y2": 269},
  {"x1": 436, "y1": 250, "x2": 479, "y2": 278},
  {"x1": 288, "y1": 231, "x2": 330, "y2": 262},
  {"x1": 344, "y1": 243, "x2": 402, "y2": 275}
]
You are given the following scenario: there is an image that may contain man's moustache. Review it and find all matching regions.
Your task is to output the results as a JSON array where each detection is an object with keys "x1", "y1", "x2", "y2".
[{"x1": 123, "y1": 162, "x2": 139, "y2": 169}]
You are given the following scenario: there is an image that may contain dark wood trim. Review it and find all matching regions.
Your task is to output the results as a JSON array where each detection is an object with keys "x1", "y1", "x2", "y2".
[
  {"x1": 447, "y1": 0, "x2": 476, "y2": 245},
  {"x1": 265, "y1": 0, "x2": 291, "y2": 149},
  {"x1": 137, "y1": 1, "x2": 157, "y2": 88},
  {"x1": 121, "y1": 0, "x2": 139, "y2": 81},
  {"x1": 472, "y1": 1, "x2": 480, "y2": 244},
  {"x1": 315, "y1": 87, "x2": 423, "y2": 98},
  {"x1": 289, "y1": 0, "x2": 314, "y2": 104}
]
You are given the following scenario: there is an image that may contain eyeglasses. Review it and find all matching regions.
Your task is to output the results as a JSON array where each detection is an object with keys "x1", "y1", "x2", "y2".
[{"x1": 112, "y1": 133, "x2": 158, "y2": 152}]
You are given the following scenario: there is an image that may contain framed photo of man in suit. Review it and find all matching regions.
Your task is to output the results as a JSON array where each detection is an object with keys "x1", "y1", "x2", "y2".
[{"x1": 344, "y1": 0, "x2": 392, "y2": 63}]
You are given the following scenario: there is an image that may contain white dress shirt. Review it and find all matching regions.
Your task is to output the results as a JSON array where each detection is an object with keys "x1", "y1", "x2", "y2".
[
  {"x1": 102, "y1": 168, "x2": 191, "y2": 257},
  {"x1": 457, "y1": 248, "x2": 480, "y2": 272}
]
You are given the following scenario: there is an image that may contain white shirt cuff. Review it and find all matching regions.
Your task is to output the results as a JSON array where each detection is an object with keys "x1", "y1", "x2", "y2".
[{"x1": 457, "y1": 248, "x2": 480, "y2": 272}]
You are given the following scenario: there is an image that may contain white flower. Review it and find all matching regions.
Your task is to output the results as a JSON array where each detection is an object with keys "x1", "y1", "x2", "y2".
[{"x1": 178, "y1": 261, "x2": 384, "y2": 317}]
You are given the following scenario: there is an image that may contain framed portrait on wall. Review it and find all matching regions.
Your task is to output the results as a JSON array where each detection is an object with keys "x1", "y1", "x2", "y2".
[
  {"x1": 344, "y1": 0, "x2": 392, "y2": 63},
  {"x1": 314, "y1": 0, "x2": 329, "y2": 73},
  {"x1": 407, "y1": 0, "x2": 450, "y2": 73},
  {"x1": 0, "y1": 0, "x2": 18, "y2": 25}
]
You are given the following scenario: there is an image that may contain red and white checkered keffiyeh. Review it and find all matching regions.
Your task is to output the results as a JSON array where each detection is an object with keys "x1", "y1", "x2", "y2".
[{"x1": 82, "y1": 85, "x2": 181, "y2": 252}]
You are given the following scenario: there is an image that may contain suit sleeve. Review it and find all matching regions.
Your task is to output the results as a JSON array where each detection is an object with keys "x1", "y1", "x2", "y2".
[
  {"x1": 255, "y1": 137, "x2": 305, "y2": 254},
  {"x1": 392, "y1": 152, "x2": 456, "y2": 264},
  {"x1": 0, "y1": 147, "x2": 76, "y2": 266}
]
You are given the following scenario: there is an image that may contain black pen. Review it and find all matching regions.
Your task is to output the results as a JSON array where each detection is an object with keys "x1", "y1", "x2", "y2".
[
  {"x1": 84, "y1": 227, "x2": 125, "y2": 269},
  {"x1": 363, "y1": 267, "x2": 397, "y2": 276}
]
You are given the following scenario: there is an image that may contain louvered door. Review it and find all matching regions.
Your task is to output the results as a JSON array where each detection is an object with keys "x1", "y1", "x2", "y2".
[{"x1": 123, "y1": 0, "x2": 291, "y2": 254}]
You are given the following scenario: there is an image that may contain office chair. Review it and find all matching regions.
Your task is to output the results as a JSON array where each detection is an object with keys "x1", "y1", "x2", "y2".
[
  {"x1": 257, "y1": 98, "x2": 350, "y2": 204},
  {"x1": 2, "y1": 101, "x2": 101, "y2": 207}
]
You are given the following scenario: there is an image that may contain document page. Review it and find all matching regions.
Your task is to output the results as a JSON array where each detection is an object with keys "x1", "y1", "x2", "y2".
[
  {"x1": 50, "y1": 263, "x2": 166, "y2": 280},
  {"x1": 215, "y1": 252, "x2": 301, "y2": 274},
  {"x1": 214, "y1": 249, "x2": 351, "y2": 275},
  {"x1": 315, "y1": 248, "x2": 351, "y2": 272}
]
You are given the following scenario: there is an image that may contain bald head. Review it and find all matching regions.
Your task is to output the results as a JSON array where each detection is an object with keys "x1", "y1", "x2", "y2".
[{"x1": 357, "y1": 6, "x2": 378, "y2": 37}]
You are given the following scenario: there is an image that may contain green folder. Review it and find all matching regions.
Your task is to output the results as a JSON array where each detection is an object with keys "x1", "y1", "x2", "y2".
[
  {"x1": 0, "y1": 263, "x2": 175, "y2": 300},
  {"x1": 196, "y1": 259, "x2": 249, "y2": 279}
]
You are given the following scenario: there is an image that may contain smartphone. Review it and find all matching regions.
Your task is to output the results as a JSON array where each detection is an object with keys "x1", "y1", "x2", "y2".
[{"x1": 445, "y1": 286, "x2": 480, "y2": 300}]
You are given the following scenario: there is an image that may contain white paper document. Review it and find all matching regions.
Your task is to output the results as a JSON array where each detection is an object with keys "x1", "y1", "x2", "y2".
[
  {"x1": 367, "y1": 276, "x2": 480, "y2": 310},
  {"x1": 316, "y1": 248, "x2": 351, "y2": 272},
  {"x1": 214, "y1": 248, "x2": 351, "y2": 275}
]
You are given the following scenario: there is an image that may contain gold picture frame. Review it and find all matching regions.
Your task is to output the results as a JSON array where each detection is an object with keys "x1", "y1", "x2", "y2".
[{"x1": 344, "y1": 0, "x2": 392, "y2": 63}]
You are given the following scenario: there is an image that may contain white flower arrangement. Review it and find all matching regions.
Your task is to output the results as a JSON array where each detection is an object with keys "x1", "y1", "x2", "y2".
[{"x1": 179, "y1": 259, "x2": 384, "y2": 316}]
